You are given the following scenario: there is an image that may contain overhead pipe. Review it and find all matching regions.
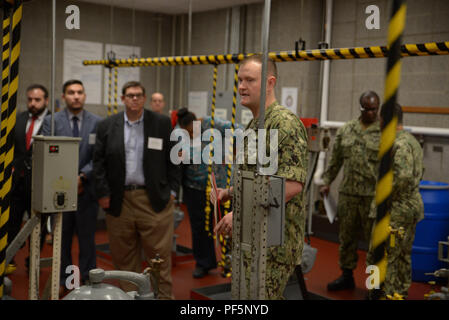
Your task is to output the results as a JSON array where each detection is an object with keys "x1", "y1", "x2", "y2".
[
  {"x1": 185, "y1": 0, "x2": 192, "y2": 106},
  {"x1": 156, "y1": 15, "x2": 162, "y2": 92},
  {"x1": 322, "y1": 120, "x2": 449, "y2": 137},
  {"x1": 83, "y1": 41, "x2": 449, "y2": 67}
]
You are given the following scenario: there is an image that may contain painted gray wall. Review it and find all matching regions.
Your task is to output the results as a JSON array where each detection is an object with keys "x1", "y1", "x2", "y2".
[{"x1": 17, "y1": 0, "x2": 173, "y2": 117}]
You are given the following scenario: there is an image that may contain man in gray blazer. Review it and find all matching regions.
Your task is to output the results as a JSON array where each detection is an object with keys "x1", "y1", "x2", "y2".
[{"x1": 42, "y1": 79, "x2": 101, "y2": 294}]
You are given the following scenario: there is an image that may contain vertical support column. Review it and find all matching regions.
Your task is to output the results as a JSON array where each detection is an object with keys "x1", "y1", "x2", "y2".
[
  {"x1": 29, "y1": 210, "x2": 41, "y2": 300},
  {"x1": 231, "y1": 170, "x2": 242, "y2": 300},
  {"x1": 249, "y1": 174, "x2": 269, "y2": 299},
  {"x1": 50, "y1": 212, "x2": 63, "y2": 300},
  {"x1": 205, "y1": 65, "x2": 218, "y2": 239},
  {"x1": 231, "y1": 171, "x2": 270, "y2": 300}
]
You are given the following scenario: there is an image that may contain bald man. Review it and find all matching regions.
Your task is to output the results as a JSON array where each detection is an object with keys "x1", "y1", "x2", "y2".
[
  {"x1": 150, "y1": 92, "x2": 165, "y2": 114},
  {"x1": 320, "y1": 91, "x2": 381, "y2": 292}
]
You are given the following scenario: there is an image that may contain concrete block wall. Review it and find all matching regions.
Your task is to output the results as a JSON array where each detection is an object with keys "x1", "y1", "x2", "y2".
[
  {"x1": 328, "y1": 0, "x2": 449, "y2": 183},
  {"x1": 2, "y1": 0, "x2": 448, "y2": 183},
  {"x1": 16, "y1": 0, "x2": 174, "y2": 117},
  {"x1": 180, "y1": 0, "x2": 324, "y2": 119}
]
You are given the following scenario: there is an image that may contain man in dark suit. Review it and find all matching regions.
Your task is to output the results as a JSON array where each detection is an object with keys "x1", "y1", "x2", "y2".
[
  {"x1": 8, "y1": 84, "x2": 50, "y2": 271},
  {"x1": 93, "y1": 81, "x2": 180, "y2": 299},
  {"x1": 42, "y1": 79, "x2": 101, "y2": 292}
]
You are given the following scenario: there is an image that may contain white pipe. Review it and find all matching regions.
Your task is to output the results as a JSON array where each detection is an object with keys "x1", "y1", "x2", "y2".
[
  {"x1": 322, "y1": 120, "x2": 449, "y2": 137},
  {"x1": 156, "y1": 17, "x2": 162, "y2": 92},
  {"x1": 169, "y1": 15, "x2": 176, "y2": 109},
  {"x1": 314, "y1": 0, "x2": 333, "y2": 187},
  {"x1": 319, "y1": 0, "x2": 333, "y2": 126},
  {"x1": 178, "y1": 15, "x2": 185, "y2": 107}
]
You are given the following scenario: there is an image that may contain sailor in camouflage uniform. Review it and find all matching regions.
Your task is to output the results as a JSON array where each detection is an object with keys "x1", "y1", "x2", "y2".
[
  {"x1": 381, "y1": 103, "x2": 424, "y2": 299},
  {"x1": 214, "y1": 55, "x2": 308, "y2": 299},
  {"x1": 320, "y1": 91, "x2": 381, "y2": 291}
]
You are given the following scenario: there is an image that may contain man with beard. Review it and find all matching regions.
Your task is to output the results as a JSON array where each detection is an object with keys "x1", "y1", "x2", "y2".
[{"x1": 7, "y1": 84, "x2": 50, "y2": 273}]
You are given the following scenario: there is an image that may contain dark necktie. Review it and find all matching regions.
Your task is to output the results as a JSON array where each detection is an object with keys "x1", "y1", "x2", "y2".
[
  {"x1": 26, "y1": 115, "x2": 38, "y2": 150},
  {"x1": 72, "y1": 116, "x2": 79, "y2": 137}
]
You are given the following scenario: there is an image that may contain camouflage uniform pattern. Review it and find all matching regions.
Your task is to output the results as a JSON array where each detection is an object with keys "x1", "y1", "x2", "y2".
[
  {"x1": 239, "y1": 101, "x2": 308, "y2": 299},
  {"x1": 322, "y1": 119, "x2": 380, "y2": 270},
  {"x1": 384, "y1": 130, "x2": 424, "y2": 298},
  {"x1": 337, "y1": 194, "x2": 375, "y2": 269}
]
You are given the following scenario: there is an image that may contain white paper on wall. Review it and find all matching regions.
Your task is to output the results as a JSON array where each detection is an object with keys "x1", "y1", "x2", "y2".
[
  {"x1": 215, "y1": 108, "x2": 227, "y2": 120},
  {"x1": 281, "y1": 87, "x2": 298, "y2": 115},
  {"x1": 188, "y1": 91, "x2": 209, "y2": 118},
  {"x1": 241, "y1": 109, "x2": 253, "y2": 126},
  {"x1": 63, "y1": 39, "x2": 103, "y2": 104}
]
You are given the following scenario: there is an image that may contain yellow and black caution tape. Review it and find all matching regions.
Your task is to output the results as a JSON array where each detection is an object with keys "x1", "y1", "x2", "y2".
[
  {"x1": 107, "y1": 67, "x2": 112, "y2": 116},
  {"x1": 205, "y1": 64, "x2": 218, "y2": 238},
  {"x1": 0, "y1": 2, "x2": 12, "y2": 300},
  {"x1": 218, "y1": 64, "x2": 239, "y2": 278},
  {"x1": 370, "y1": 0, "x2": 406, "y2": 297},
  {"x1": 83, "y1": 41, "x2": 449, "y2": 67},
  {"x1": 0, "y1": 0, "x2": 22, "y2": 298},
  {"x1": 113, "y1": 66, "x2": 118, "y2": 114}
]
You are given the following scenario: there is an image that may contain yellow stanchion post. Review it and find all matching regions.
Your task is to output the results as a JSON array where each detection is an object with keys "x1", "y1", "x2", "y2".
[
  {"x1": 0, "y1": 0, "x2": 22, "y2": 298},
  {"x1": 370, "y1": 0, "x2": 406, "y2": 300}
]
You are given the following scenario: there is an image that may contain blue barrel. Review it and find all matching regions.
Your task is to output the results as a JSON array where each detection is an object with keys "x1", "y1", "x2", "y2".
[{"x1": 411, "y1": 180, "x2": 449, "y2": 282}]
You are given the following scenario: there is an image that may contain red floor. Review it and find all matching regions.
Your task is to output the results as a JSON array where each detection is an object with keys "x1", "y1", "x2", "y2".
[{"x1": 7, "y1": 204, "x2": 437, "y2": 300}]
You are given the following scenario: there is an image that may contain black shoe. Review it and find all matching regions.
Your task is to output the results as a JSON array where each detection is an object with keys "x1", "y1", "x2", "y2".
[
  {"x1": 327, "y1": 270, "x2": 355, "y2": 291},
  {"x1": 193, "y1": 266, "x2": 208, "y2": 279}
]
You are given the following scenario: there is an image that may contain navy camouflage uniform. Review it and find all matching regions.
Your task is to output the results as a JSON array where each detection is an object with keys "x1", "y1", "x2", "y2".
[
  {"x1": 322, "y1": 118, "x2": 381, "y2": 270},
  {"x1": 239, "y1": 101, "x2": 308, "y2": 299}
]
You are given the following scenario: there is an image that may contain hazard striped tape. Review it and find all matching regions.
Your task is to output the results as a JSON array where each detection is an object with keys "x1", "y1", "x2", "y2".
[
  {"x1": 371, "y1": 0, "x2": 405, "y2": 298},
  {"x1": 83, "y1": 41, "x2": 449, "y2": 67},
  {"x1": 0, "y1": 0, "x2": 22, "y2": 298}
]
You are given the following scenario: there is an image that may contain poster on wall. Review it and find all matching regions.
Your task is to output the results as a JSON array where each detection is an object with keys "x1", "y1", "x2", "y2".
[
  {"x1": 63, "y1": 39, "x2": 103, "y2": 104},
  {"x1": 215, "y1": 108, "x2": 227, "y2": 120},
  {"x1": 103, "y1": 44, "x2": 141, "y2": 106},
  {"x1": 241, "y1": 109, "x2": 253, "y2": 126},
  {"x1": 281, "y1": 87, "x2": 298, "y2": 115},
  {"x1": 188, "y1": 91, "x2": 209, "y2": 119}
]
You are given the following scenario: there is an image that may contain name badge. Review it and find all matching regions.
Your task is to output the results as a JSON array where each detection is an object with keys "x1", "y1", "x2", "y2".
[
  {"x1": 89, "y1": 133, "x2": 96, "y2": 145},
  {"x1": 148, "y1": 137, "x2": 163, "y2": 150}
]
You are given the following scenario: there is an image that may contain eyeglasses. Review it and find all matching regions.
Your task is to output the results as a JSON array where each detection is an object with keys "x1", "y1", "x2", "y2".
[{"x1": 125, "y1": 93, "x2": 144, "y2": 99}]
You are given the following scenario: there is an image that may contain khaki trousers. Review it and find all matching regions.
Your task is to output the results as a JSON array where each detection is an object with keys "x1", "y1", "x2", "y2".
[{"x1": 106, "y1": 189, "x2": 174, "y2": 299}]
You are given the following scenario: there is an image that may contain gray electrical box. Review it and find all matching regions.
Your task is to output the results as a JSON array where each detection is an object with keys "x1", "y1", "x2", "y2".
[{"x1": 32, "y1": 136, "x2": 81, "y2": 213}]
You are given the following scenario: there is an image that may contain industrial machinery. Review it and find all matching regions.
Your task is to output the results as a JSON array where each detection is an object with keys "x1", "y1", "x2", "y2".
[
  {"x1": 425, "y1": 236, "x2": 449, "y2": 300},
  {"x1": 63, "y1": 269, "x2": 154, "y2": 300}
]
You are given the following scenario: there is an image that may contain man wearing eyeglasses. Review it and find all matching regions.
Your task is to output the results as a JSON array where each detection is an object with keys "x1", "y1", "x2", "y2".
[
  {"x1": 93, "y1": 81, "x2": 180, "y2": 299},
  {"x1": 319, "y1": 91, "x2": 380, "y2": 293}
]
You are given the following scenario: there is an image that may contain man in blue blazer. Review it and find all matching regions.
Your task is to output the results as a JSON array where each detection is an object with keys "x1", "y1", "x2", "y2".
[{"x1": 42, "y1": 79, "x2": 101, "y2": 293}]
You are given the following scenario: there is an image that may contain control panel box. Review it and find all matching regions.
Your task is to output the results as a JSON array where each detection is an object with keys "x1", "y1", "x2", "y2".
[{"x1": 32, "y1": 136, "x2": 81, "y2": 213}]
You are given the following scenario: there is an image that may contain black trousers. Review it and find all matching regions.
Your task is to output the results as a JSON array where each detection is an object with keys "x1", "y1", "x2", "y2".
[
  {"x1": 59, "y1": 191, "x2": 98, "y2": 285},
  {"x1": 182, "y1": 186, "x2": 217, "y2": 270}
]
